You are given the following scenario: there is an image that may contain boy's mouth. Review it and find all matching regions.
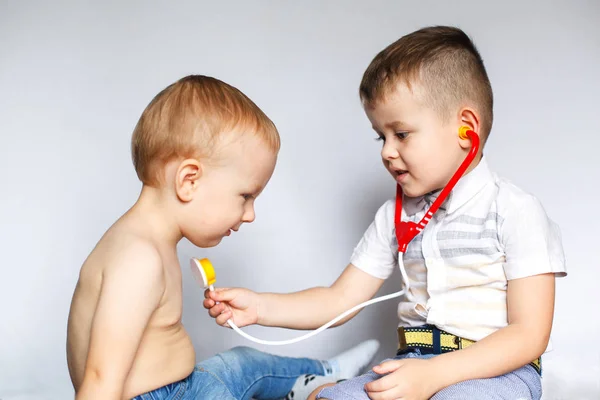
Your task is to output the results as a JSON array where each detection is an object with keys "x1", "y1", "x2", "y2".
[
  {"x1": 392, "y1": 167, "x2": 409, "y2": 183},
  {"x1": 391, "y1": 166, "x2": 408, "y2": 175}
]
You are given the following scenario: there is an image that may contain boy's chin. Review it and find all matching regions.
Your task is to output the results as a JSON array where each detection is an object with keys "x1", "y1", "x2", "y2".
[
  {"x1": 188, "y1": 236, "x2": 223, "y2": 248},
  {"x1": 397, "y1": 184, "x2": 428, "y2": 199}
]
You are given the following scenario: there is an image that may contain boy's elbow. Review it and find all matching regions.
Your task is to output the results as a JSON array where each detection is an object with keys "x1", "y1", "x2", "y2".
[
  {"x1": 76, "y1": 368, "x2": 122, "y2": 400},
  {"x1": 532, "y1": 331, "x2": 551, "y2": 358},
  {"x1": 331, "y1": 310, "x2": 361, "y2": 327},
  {"x1": 520, "y1": 323, "x2": 552, "y2": 359}
]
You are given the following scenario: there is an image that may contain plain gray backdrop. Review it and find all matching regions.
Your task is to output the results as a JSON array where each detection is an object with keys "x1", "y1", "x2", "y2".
[{"x1": 1, "y1": 1, "x2": 598, "y2": 399}]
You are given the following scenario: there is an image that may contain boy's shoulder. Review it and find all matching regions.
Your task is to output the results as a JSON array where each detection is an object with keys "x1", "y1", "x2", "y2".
[
  {"x1": 371, "y1": 197, "x2": 397, "y2": 226},
  {"x1": 491, "y1": 173, "x2": 551, "y2": 221},
  {"x1": 490, "y1": 173, "x2": 563, "y2": 253},
  {"x1": 80, "y1": 218, "x2": 164, "y2": 286}
]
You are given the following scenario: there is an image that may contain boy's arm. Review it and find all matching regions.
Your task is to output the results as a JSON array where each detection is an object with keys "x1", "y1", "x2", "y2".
[
  {"x1": 207, "y1": 200, "x2": 396, "y2": 330},
  {"x1": 365, "y1": 273, "x2": 555, "y2": 399},
  {"x1": 259, "y1": 263, "x2": 386, "y2": 329},
  {"x1": 208, "y1": 264, "x2": 385, "y2": 330},
  {"x1": 76, "y1": 241, "x2": 165, "y2": 400},
  {"x1": 426, "y1": 272, "x2": 554, "y2": 391}
]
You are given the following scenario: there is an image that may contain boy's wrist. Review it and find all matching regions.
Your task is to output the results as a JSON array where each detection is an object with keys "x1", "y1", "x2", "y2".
[
  {"x1": 426, "y1": 354, "x2": 460, "y2": 392},
  {"x1": 255, "y1": 292, "x2": 288, "y2": 327},
  {"x1": 255, "y1": 292, "x2": 268, "y2": 326}
]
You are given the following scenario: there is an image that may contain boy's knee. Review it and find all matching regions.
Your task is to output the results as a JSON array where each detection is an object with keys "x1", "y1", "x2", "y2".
[
  {"x1": 215, "y1": 346, "x2": 268, "y2": 377},
  {"x1": 227, "y1": 346, "x2": 258, "y2": 357},
  {"x1": 308, "y1": 383, "x2": 335, "y2": 400},
  {"x1": 221, "y1": 346, "x2": 262, "y2": 362},
  {"x1": 199, "y1": 347, "x2": 258, "y2": 374}
]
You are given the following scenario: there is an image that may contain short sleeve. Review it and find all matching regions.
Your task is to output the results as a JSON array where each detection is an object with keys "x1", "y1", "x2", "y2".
[
  {"x1": 350, "y1": 199, "x2": 398, "y2": 280},
  {"x1": 500, "y1": 194, "x2": 567, "y2": 280}
]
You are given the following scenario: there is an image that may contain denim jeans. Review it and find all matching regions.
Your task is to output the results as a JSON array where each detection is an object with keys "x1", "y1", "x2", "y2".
[
  {"x1": 132, "y1": 346, "x2": 327, "y2": 400},
  {"x1": 317, "y1": 348, "x2": 542, "y2": 400}
]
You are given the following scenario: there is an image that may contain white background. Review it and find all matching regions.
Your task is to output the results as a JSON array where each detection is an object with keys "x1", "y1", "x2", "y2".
[{"x1": 1, "y1": 1, "x2": 598, "y2": 399}]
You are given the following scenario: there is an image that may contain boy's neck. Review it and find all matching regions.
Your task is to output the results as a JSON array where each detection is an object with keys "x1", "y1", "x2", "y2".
[
  {"x1": 462, "y1": 151, "x2": 483, "y2": 176},
  {"x1": 127, "y1": 185, "x2": 183, "y2": 248},
  {"x1": 425, "y1": 152, "x2": 484, "y2": 197}
]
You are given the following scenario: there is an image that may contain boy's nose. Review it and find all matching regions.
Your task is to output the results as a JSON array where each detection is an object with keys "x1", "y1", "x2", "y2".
[
  {"x1": 381, "y1": 141, "x2": 400, "y2": 160},
  {"x1": 242, "y1": 208, "x2": 255, "y2": 223}
]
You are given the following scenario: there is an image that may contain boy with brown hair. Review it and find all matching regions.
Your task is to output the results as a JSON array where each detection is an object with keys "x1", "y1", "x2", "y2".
[
  {"x1": 205, "y1": 26, "x2": 566, "y2": 399},
  {"x1": 66, "y1": 75, "x2": 379, "y2": 400}
]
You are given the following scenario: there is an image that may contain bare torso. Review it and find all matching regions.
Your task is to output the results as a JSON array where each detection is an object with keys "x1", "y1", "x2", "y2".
[{"x1": 66, "y1": 217, "x2": 196, "y2": 399}]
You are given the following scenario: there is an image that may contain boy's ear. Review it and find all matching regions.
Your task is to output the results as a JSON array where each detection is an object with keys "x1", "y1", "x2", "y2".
[
  {"x1": 457, "y1": 107, "x2": 480, "y2": 150},
  {"x1": 175, "y1": 159, "x2": 202, "y2": 202}
]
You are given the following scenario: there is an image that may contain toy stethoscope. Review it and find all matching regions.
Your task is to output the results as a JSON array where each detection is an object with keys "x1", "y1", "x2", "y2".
[{"x1": 191, "y1": 126, "x2": 480, "y2": 346}]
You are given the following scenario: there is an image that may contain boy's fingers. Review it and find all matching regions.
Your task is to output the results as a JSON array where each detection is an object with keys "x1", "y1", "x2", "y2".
[
  {"x1": 216, "y1": 311, "x2": 232, "y2": 327},
  {"x1": 209, "y1": 288, "x2": 237, "y2": 302},
  {"x1": 208, "y1": 304, "x2": 226, "y2": 318},
  {"x1": 365, "y1": 387, "x2": 400, "y2": 400},
  {"x1": 372, "y1": 360, "x2": 403, "y2": 375},
  {"x1": 364, "y1": 371, "x2": 397, "y2": 393},
  {"x1": 205, "y1": 287, "x2": 229, "y2": 298},
  {"x1": 203, "y1": 298, "x2": 215, "y2": 309}
]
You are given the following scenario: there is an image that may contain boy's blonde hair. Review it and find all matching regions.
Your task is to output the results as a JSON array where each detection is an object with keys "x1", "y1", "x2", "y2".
[
  {"x1": 131, "y1": 75, "x2": 280, "y2": 186},
  {"x1": 360, "y1": 26, "x2": 494, "y2": 142}
]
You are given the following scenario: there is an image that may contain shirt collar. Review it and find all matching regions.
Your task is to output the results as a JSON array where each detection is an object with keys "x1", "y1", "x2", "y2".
[{"x1": 403, "y1": 156, "x2": 494, "y2": 217}]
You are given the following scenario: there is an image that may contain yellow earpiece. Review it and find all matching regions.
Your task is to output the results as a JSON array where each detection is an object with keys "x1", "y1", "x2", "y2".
[
  {"x1": 199, "y1": 258, "x2": 217, "y2": 287},
  {"x1": 458, "y1": 126, "x2": 471, "y2": 140}
]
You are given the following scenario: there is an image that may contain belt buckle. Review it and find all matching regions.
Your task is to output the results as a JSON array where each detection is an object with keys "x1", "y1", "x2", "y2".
[{"x1": 454, "y1": 334, "x2": 462, "y2": 350}]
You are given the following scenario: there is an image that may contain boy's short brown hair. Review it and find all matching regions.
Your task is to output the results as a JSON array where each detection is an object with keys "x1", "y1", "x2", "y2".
[
  {"x1": 360, "y1": 26, "x2": 494, "y2": 142},
  {"x1": 131, "y1": 75, "x2": 280, "y2": 186}
]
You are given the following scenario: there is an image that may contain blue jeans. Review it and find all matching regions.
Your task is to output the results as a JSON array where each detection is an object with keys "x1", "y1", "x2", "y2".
[
  {"x1": 317, "y1": 348, "x2": 542, "y2": 400},
  {"x1": 132, "y1": 346, "x2": 328, "y2": 400}
]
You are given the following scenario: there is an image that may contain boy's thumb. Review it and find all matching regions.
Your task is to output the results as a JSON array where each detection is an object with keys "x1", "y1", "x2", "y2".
[{"x1": 210, "y1": 288, "x2": 236, "y2": 302}]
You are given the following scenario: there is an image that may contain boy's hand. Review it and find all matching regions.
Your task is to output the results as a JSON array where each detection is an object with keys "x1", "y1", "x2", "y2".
[
  {"x1": 203, "y1": 288, "x2": 260, "y2": 328},
  {"x1": 365, "y1": 358, "x2": 440, "y2": 400}
]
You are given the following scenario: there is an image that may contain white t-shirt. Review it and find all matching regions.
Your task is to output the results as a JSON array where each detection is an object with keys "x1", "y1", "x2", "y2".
[{"x1": 350, "y1": 156, "x2": 567, "y2": 342}]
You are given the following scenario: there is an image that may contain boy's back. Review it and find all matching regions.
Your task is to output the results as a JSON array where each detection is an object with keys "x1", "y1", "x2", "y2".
[{"x1": 67, "y1": 210, "x2": 196, "y2": 398}]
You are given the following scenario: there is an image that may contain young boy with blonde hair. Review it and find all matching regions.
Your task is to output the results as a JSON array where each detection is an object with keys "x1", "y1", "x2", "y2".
[
  {"x1": 205, "y1": 26, "x2": 567, "y2": 399},
  {"x1": 66, "y1": 75, "x2": 379, "y2": 400}
]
